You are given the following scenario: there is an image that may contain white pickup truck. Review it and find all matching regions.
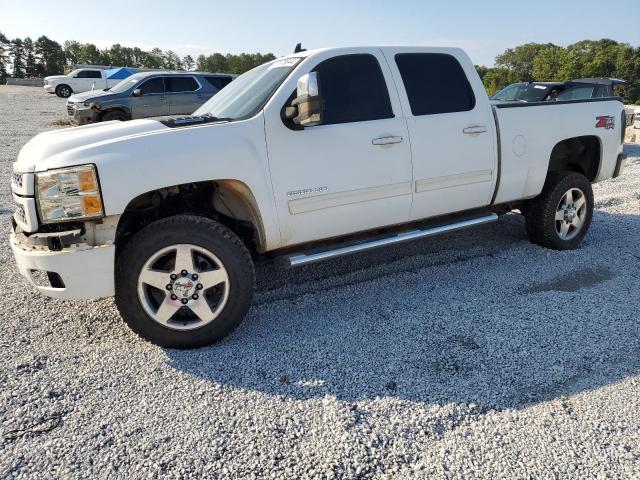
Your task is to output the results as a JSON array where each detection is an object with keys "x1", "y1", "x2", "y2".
[
  {"x1": 44, "y1": 68, "x2": 125, "y2": 98},
  {"x1": 11, "y1": 47, "x2": 627, "y2": 348}
]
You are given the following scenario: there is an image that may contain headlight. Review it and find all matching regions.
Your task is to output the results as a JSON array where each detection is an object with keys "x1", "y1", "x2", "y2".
[{"x1": 36, "y1": 165, "x2": 104, "y2": 224}]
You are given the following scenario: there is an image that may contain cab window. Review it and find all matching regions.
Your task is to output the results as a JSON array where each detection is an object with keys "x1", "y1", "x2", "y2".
[
  {"x1": 395, "y1": 53, "x2": 475, "y2": 115},
  {"x1": 312, "y1": 54, "x2": 393, "y2": 125},
  {"x1": 76, "y1": 70, "x2": 102, "y2": 79}
]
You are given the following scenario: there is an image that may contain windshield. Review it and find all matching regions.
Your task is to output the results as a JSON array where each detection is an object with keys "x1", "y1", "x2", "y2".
[
  {"x1": 194, "y1": 57, "x2": 301, "y2": 120},
  {"x1": 109, "y1": 73, "x2": 149, "y2": 94}
]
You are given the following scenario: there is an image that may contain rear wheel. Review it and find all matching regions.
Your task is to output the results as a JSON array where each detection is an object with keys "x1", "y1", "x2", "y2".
[
  {"x1": 55, "y1": 84, "x2": 72, "y2": 98},
  {"x1": 115, "y1": 215, "x2": 255, "y2": 348},
  {"x1": 525, "y1": 171, "x2": 593, "y2": 250}
]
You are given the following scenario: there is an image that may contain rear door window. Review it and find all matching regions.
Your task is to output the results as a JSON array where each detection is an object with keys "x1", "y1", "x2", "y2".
[
  {"x1": 139, "y1": 77, "x2": 165, "y2": 95},
  {"x1": 312, "y1": 54, "x2": 393, "y2": 125},
  {"x1": 395, "y1": 53, "x2": 475, "y2": 115},
  {"x1": 205, "y1": 76, "x2": 233, "y2": 90},
  {"x1": 166, "y1": 76, "x2": 200, "y2": 93}
]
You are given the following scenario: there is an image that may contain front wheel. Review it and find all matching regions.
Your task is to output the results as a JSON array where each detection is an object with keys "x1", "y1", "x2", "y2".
[
  {"x1": 524, "y1": 171, "x2": 594, "y2": 250},
  {"x1": 115, "y1": 215, "x2": 255, "y2": 348}
]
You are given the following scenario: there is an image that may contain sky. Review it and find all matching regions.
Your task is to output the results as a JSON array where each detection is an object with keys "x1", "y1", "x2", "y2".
[{"x1": 1, "y1": 0, "x2": 638, "y2": 66}]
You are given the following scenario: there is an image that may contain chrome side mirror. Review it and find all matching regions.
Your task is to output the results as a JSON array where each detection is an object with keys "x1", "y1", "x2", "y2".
[
  {"x1": 284, "y1": 72, "x2": 323, "y2": 127},
  {"x1": 132, "y1": 88, "x2": 142, "y2": 97}
]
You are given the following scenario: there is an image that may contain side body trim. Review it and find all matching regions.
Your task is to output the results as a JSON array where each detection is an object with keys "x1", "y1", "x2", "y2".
[
  {"x1": 288, "y1": 182, "x2": 412, "y2": 215},
  {"x1": 415, "y1": 169, "x2": 493, "y2": 193}
]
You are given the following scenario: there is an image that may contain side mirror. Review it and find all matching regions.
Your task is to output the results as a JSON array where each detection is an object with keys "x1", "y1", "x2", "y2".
[
  {"x1": 132, "y1": 88, "x2": 142, "y2": 97},
  {"x1": 285, "y1": 72, "x2": 323, "y2": 127}
]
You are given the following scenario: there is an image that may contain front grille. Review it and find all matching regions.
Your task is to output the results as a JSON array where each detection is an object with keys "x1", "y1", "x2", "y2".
[
  {"x1": 12, "y1": 172, "x2": 23, "y2": 188},
  {"x1": 15, "y1": 203, "x2": 26, "y2": 224},
  {"x1": 67, "y1": 104, "x2": 74, "y2": 116}
]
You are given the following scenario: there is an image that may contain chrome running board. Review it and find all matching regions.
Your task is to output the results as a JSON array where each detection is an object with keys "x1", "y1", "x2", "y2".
[{"x1": 287, "y1": 213, "x2": 498, "y2": 267}]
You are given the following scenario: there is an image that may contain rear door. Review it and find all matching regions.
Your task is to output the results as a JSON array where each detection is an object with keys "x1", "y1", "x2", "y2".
[
  {"x1": 166, "y1": 76, "x2": 203, "y2": 115},
  {"x1": 131, "y1": 76, "x2": 168, "y2": 118},
  {"x1": 384, "y1": 49, "x2": 498, "y2": 220}
]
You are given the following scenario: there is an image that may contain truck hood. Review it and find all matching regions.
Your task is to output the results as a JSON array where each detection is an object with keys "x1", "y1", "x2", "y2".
[
  {"x1": 69, "y1": 89, "x2": 118, "y2": 102},
  {"x1": 44, "y1": 75, "x2": 69, "y2": 82},
  {"x1": 14, "y1": 120, "x2": 169, "y2": 173}
]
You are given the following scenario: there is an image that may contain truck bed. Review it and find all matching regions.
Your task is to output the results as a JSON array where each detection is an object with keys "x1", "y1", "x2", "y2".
[{"x1": 492, "y1": 97, "x2": 625, "y2": 204}]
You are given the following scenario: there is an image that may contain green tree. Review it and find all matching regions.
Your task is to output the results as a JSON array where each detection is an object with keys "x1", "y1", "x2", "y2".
[
  {"x1": 481, "y1": 68, "x2": 521, "y2": 95},
  {"x1": 162, "y1": 50, "x2": 182, "y2": 70},
  {"x1": 23, "y1": 37, "x2": 39, "y2": 77},
  {"x1": 495, "y1": 42, "x2": 556, "y2": 82},
  {"x1": 76, "y1": 42, "x2": 105, "y2": 65},
  {"x1": 475, "y1": 65, "x2": 490, "y2": 81},
  {"x1": 10, "y1": 38, "x2": 26, "y2": 77},
  {"x1": 63, "y1": 40, "x2": 81, "y2": 68},
  {"x1": 145, "y1": 48, "x2": 164, "y2": 69},
  {"x1": 0, "y1": 31, "x2": 9, "y2": 83},
  {"x1": 182, "y1": 54, "x2": 194, "y2": 71},
  {"x1": 35, "y1": 36, "x2": 66, "y2": 75},
  {"x1": 532, "y1": 45, "x2": 575, "y2": 81}
]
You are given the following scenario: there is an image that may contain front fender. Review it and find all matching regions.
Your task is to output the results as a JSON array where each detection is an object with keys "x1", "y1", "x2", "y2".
[{"x1": 59, "y1": 115, "x2": 282, "y2": 250}]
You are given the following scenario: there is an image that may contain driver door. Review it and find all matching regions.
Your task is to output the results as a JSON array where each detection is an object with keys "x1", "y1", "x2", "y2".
[
  {"x1": 264, "y1": 50, "x2": 413, "y2": 247},
  {"x1": 131, "y1": 76, "x2": 168, "y2": 119}
]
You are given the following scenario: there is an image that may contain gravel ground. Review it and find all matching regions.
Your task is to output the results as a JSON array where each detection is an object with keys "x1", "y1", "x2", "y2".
[{"x1": 1, "y1": 85, "x2": 639, "y2": 479}]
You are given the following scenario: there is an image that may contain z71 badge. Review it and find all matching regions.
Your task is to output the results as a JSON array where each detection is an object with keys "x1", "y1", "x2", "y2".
[{"x1": 595, "y1": 116, "x2": 615, "y2": 129}]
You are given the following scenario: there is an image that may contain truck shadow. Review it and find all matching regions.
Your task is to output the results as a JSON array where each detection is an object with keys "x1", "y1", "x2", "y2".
[{"x1": 165, "y1": 208, "x2": 640, "y2": 411}]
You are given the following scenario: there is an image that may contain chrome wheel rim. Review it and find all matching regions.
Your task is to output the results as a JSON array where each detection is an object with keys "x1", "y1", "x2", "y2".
[
  {"x1": 555, "y1": 187, "x2": 587, "y2": 241},
  {"x1": 137, "y1": 244, "x2": 230, "y2": 331}
]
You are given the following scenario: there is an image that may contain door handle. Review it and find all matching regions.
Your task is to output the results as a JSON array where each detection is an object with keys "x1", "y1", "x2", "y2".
[
  {"x1": 372, "y1": 136, "x2": 403, "y2": 146},
  {"x1": 463, "y1": 125, "x2": 488, "y2": 135}
]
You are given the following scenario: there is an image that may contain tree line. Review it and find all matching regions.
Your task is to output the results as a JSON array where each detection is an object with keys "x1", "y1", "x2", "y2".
[
  {"x1": 1, "y1": 33, "x2": 638, "y2": 103},
  {"x1": 476, "y1": 39, "x2": 639, "y2": 103},
  {"x1": 0, "y1": 31, "x2": 276, "y2": 82}
]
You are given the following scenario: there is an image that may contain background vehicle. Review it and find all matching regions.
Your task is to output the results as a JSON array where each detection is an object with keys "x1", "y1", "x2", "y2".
[
  {"x1": 11, "y1": 47, "x2": 626, "y2": 348},
  {"x1": 66, "y1": 72, "x2": 235, "y2": 124},
  {"x1": 492, "y1": 78, "x2": 626, "y2": 103},
  {"x1": 44, "y1": 67, "x2": 138, "y2": 98}
]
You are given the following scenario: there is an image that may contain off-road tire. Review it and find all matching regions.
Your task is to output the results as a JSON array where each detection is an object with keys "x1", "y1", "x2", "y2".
[
  {"x1": 55, "y1": 84, "x2": 72, "y2": 98},
  {"x1": 525, "y1": 171, "x2": 593, "y2": 250},
  {"x1": 115, "y1": 215, "x2": 255, "y2": 348}
]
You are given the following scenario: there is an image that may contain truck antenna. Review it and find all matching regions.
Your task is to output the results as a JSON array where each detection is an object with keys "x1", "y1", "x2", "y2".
[{"x1": 294, "y1": 43, "x2": 306, "y2": 53}]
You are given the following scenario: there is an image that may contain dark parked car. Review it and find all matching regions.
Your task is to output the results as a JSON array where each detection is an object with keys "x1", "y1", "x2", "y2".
[
  {"x1": 66, "y1": 71, "x2": 234, "y2": 124},
  {"x1": 491, "y1": 78, "x2": 626, "y2": 103}
]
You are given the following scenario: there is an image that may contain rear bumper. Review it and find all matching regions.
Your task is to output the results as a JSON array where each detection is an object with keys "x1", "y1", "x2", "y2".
[
  {"x1": 10, "y1": 231, "x2": 115, "y2": 300},
  {"x1": 613, "y1": 153, "x2": 627, "y2": 178}
]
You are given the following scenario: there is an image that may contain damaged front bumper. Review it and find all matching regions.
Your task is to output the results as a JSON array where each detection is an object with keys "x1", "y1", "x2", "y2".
[{"x1": 10, "y1": 220, "x2": 116, "y2": 300}]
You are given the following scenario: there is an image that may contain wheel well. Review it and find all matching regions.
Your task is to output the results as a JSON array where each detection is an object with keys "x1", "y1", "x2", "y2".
[
  {"x1": 547, "y1": 136, "x2": 601, "y2": 181},
  {"x1": 100, "y1": 107, "x2": 130, "y2": 120},
  {"x1": 115, "y1": 180, "x2": 265, "y2": 257}
]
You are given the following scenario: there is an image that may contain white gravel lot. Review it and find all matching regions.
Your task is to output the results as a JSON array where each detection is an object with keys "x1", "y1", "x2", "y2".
[{"x1": 0, "y1": 85, "x2": 639, "y2": 479}]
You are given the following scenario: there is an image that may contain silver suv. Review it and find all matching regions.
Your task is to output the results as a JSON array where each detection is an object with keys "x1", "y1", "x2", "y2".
[{"x1": 67, "y1": 71, "x2": 234, "y2": 124}]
